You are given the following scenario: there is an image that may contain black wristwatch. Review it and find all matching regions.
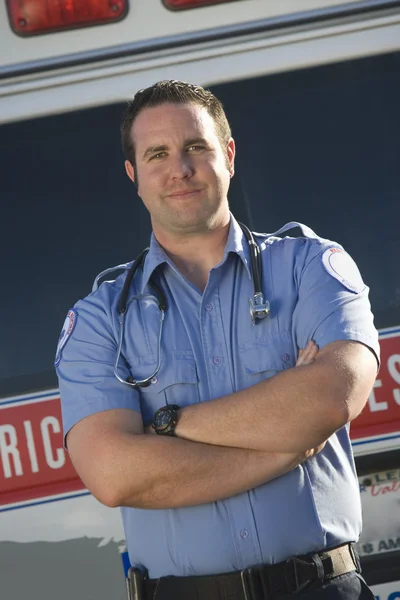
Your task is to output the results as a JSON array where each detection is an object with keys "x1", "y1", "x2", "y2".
[{"x1": 152, "y1": 405, "x2": 181, "y2": 436}]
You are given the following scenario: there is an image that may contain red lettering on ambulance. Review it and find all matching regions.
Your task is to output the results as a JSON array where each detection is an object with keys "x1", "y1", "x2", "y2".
[
  {"x1": 351, "y1": 333, "x2": 400, "y2": 439},
  {"x1": 0, "y1": 424, "x2": 23, "y2": 478},
  {"x1": 0, "y1": 396, "x2": 85, "y2": 507},
  {"x1": 371, "y1": 481, "x2": 400, "y2": 496}
]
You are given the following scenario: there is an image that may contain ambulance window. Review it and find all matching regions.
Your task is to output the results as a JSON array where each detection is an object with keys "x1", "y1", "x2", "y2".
[
  {"x1": 0, "y1": 104, "x2": 151, "y2": 398},
  {"x1": 1, "y1": 51, "x2": 399, "y2": 399},
  {"x1": 212, "y1": 50, "x2": 400, "y2": 331}
]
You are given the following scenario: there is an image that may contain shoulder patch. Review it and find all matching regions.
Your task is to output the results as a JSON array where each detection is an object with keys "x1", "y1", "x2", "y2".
[
  {"x1": 54, "y1": 309, "x2": 77, "y2": 367},
  {"x1": 322, "y1": 248, "x2": 365, "y2": 293}
]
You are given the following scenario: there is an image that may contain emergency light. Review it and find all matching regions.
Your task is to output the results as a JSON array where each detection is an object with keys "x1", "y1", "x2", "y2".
[
  {"x1": 6, "y1": 0, "x2": 128, "y2": 36},
  {"x1": 163, "y1": 0, "x2": 236, "y2": 9}
]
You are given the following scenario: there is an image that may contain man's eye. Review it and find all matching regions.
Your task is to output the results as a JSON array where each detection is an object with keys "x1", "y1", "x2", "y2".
[
  {"x1": 150, "y1": 152, "x2": 166, "y2": 160},
  {"x1": 188, "y1": 145, "x2": 204, "y2": 152}
]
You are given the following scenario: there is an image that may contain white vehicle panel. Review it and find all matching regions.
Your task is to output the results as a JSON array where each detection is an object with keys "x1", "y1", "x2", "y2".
[
  {"x1": 0, "y1": 492, "x2": 124, "y2": 545},
  {"x1": 1, "y1": 0, "x2": 369, "y2": 70},
  {"x1": 0, "y1": 496, "x2": 127, "y2": 599},
  {"x1": 1, "y1": 11, "x2": 400, "y2": 124},
  {"x1": 372, "y1": 581, "x2": 400, "y2": 600}
]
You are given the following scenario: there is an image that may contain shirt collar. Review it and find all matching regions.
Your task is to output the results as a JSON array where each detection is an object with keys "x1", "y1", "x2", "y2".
[
  {"x1": 223, "y1": 214, "x2": 252, "y2": 278},
  {"x1": 140, "y1": 234, "x2": 170, "y2": 293},
  {"x1": 140, "y1": 213, "x2": 252, "y2": 292}
]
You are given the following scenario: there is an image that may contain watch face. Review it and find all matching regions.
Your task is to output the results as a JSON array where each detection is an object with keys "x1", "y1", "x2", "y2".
[
  {"x1": 153, "y1": 405, "x2": 179, "y2": 434},
  {"x1": 156, "y1": 409, "x2": 171, "y2": 428}
]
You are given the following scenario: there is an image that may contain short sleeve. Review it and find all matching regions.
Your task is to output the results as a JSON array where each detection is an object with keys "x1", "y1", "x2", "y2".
[
  {"x1": 292, "y1": 242, "x2": 380, "y2": 365},
  {"x1": 55, "y1": 288, "x2": 141, "y2": 441}
]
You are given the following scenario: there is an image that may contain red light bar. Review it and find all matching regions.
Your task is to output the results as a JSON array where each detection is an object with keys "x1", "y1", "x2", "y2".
[
  {"x1": 163, "y1": 0, "x2": 237, "y2": 10},
  {"x1": 7, "y1": 0, "x2": 129, "y2": 37}
]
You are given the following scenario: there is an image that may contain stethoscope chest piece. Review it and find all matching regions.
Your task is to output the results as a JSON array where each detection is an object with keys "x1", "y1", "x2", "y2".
[{"x1": 249, "y1": 292, "x2": 270, "y2": 325}]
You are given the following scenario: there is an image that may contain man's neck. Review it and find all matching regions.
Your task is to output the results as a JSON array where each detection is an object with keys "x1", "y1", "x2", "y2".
[{"x1": 154, "y1": 220, "x2": 230, "y2": 292}]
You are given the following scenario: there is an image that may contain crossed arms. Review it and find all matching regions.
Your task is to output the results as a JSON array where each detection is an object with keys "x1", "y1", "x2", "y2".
[{"x1": 66, "y1": 339, "x2": 377, "y2": 509}]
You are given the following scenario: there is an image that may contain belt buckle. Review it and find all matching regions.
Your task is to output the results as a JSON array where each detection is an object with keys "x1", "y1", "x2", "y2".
[
  {"x1": 241, "y1": 567, "x2": 263, "y2": 600},
  {"x1": 286, "y1": 556, "x2": 313, "y2": 593},
  {"x1": 348, "y1": 543, "x2": 361, "y2": 572},
  {"x1": 241, "y1": 568, "x2": 252, "y2": 600}
]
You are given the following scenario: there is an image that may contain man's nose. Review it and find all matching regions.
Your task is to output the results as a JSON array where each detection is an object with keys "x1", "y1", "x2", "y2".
[{"x1": 170, "y1": 154, "x2": 193, "y2": 179}]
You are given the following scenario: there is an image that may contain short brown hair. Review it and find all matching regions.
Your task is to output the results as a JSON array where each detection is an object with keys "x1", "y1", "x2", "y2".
[{"x1": 120, "y1": 80, "x2": 232, "y2": 168}]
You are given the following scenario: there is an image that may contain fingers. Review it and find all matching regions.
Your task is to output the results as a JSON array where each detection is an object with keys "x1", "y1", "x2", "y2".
[
  {"x1": 299, "y1": 441, "x2": 327, "y2": 464},
  {"x1": 296, "y1": 340, "x2": 319, "y2": 367},
  {"x1": 314, "y1": 441, "x2": 327, "y2": 454},
  {"x1": 304, "y1": 441, "x2": 327, "y2": 460}
]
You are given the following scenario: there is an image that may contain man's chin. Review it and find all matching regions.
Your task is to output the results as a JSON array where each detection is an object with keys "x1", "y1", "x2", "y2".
[{"x1": 153, "y1": 201, "x2": 229, "y2": 235}]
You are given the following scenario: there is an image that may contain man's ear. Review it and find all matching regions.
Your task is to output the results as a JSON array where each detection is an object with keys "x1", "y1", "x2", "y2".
[
  {"x1": 125, "y1": 160, "x2": 135, "y2": 183},
  {"x1": 226, "y1": 138, "x2": 235, "y2": 177}
]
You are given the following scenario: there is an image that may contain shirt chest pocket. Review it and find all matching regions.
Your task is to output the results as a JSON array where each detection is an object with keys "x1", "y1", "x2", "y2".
[
  {"x1": 135, "y1": 356, "x2": 199, "y2": 425},
  {"x1": 239, "y1": 335, "x2": 295, "y2": 385}
]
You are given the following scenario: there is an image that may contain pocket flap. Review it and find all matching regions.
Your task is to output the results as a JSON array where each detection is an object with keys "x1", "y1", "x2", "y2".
[
  {"x1": 137, "y1": 354, "x2": 198, "y2": 393},
  {"x1": 240, "y1": 334, "x2": 295, "y2": 374}
]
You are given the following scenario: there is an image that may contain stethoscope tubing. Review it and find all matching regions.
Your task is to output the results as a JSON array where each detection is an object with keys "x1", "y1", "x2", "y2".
[
  {"x1": 114, "y1": 222, "x2": 266, "y2": 388},
  {"x1": 114, "y1": 305, "x2": 165, "y2": 388}
]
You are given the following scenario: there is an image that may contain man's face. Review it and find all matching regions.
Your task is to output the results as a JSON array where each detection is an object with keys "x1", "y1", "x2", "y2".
[{"x1": 126, "y1": 102, "x2": 235, "y2": 236}]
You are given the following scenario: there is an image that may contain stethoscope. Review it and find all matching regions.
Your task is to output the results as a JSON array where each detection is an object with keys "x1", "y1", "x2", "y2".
[{"x1": 93, "y1": 222, "x2": 270, "y2": 388}]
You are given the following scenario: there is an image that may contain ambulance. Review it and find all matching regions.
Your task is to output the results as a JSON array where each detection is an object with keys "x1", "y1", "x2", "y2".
[{"x1": 1, "y1": 1, "x2": 399, "y2": 599}]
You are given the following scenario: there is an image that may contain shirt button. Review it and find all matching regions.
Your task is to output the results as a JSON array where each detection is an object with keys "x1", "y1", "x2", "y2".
[
  {"x1": 282, "y1": 353, "x2": 290, "y2": 362},
  {"x1": 151, "y1": 377, "x2": 158, "y2": 384},
  {"x1": 213, "y1": 356, "x2": 221, "y2": 365},
  {"x1": 240, "y1": 529, "x2": 249, "y2": 539},
  {"x1": 205, "y1": 303, "x2": 213, "y2": 311}
]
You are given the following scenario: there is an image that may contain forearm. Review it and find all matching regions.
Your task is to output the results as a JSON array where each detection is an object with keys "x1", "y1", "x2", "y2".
[
  {"x1": 176, "y1": 342, "x2": 375, "y2": 454},
  {"x1": 108, "y1": 434, "x2": 301, "y2": 509},
  {"x1": 176, "y1": 368, "x2": 331, "y2": 454}
]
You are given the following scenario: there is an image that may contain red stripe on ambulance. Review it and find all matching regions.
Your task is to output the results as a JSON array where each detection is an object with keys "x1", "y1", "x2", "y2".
[
  {"x1": 351, "y1": 329, "x2": 400, "y2": 439},
  {"x1": 0, "y1": 395, "x2": 84, "y2": 507},
  {"x1": 0, "y1": 328, "x2": 399, "y2": 507}
]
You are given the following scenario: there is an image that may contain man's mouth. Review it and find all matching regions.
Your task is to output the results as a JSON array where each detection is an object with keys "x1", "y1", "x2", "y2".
[{"x1": 165, "y1": 188, "x2": 203, "y2": 198}]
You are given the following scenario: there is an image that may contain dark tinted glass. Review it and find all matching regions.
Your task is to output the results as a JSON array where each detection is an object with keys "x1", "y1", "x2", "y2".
[
  {"x1": 1, "y1": 51, "x2": 399, "y2": 397},
  {"x1": 1, "y1": 104, "x2": 151, "y2": 397},
  {"x1": 213, "y1": 51, "x2": 400, "y2": 333}
]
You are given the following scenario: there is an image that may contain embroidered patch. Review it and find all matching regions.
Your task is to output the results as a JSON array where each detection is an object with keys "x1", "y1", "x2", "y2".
[
  {"x1": 322, "y1": 248, "x2": 365, "y2": 293},
  {"x1": 54, "y1": 309, "x2": 77, "y2": 367}
]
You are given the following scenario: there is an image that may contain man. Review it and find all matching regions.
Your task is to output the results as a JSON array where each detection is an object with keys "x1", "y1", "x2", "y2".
[{"x1": 56, "y1": 80, "x2": 379, "y2": 600}]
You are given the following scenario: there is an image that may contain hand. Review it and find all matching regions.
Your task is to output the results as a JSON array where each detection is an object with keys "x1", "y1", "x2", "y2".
[
  {"x1": 282, "y1": 444, "x2": 324, "y2": 474},
  {"x1": 296, "y1": 340, "x2": 319, "y2": 367},
  {"x1": 283, "y1": 439, "x2": 326, "y2": 473},
  {"x1": 302, "y1": 441, "x2": 327, "y2": 460}
]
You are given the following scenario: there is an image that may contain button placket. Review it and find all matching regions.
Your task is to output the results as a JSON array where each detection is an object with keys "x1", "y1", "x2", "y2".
[{"x1": 201, "y1": 265, "x2": 263, "y2": 568}]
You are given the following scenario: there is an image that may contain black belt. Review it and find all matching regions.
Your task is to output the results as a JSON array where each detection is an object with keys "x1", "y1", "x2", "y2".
[{"x1": 142, "y1": 543, "x2": 360, "y2": 600}]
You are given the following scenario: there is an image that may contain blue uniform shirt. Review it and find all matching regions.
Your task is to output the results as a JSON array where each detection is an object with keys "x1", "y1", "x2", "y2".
[{"x1": 56, "y1": 215, "x2": 379, "y2": 578}]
